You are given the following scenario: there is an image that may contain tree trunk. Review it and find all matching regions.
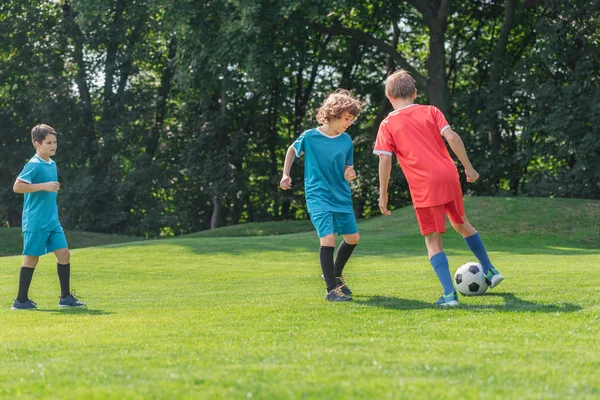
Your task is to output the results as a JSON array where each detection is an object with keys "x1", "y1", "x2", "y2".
[
  {"x1": 210, "y1": 195, "x2": 221, "y2": 230},
  {"x1": 146, "y1": 37, "x2": 178, "y2": 158},
  {"x1": 62, "y1": 0, "x2": 97, "y2": 161}
]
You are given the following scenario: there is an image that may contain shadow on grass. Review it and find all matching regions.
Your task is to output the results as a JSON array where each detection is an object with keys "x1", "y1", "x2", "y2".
[
  {"x1": 36, "y1": 308, "x2": 113, "y2": 315},
  {"x1": 357, "y1": 292, "x2": 582, "y2": 313}
]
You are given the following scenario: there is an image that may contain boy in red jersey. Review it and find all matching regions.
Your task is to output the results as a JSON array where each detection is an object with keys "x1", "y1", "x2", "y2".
[{"x1": 374, "y1": 70, "x2": 503, "y2": 306}]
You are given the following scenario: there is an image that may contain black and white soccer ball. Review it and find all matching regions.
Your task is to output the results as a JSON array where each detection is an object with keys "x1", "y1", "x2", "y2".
[{"x1": 454, "y1": 262, "x2": 488, "y2": 296}]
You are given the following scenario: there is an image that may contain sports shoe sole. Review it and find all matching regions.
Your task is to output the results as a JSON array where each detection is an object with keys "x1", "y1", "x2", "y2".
[
  {"x1": 490, "y1": 274, "x2": 504, "y2": 289},
  {"x1": 58, "y1": 304, "x2": 87, "y2": 308},
  {"x1": 435, "y1": 301, "x2": 459, "y2": 307}
]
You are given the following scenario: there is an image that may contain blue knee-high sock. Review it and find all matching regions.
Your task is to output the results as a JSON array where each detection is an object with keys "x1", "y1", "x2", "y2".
[
  {"x1": 464, "y1": 233, "x2": 493, "y2": 274},
  {"x1": 430, "y1": 252, "x2": 455, "y2": 295}
]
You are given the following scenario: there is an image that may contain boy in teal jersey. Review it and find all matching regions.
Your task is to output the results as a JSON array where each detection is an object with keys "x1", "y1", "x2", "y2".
[
  {"x1": 280, "y1": 89, "x2": 363, "y2": 301},
  {"x1": 11, "y1": 124, "x2": 85, "y2": 310}
]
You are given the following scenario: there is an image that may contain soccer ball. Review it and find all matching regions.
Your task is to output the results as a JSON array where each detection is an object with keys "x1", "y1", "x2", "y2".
[{"x1": 454, "y1": 262, "x2": 488, "y2": 296}]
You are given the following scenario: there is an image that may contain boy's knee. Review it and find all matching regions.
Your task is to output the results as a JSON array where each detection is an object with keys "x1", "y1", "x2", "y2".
[
  {"x1": 23, "y1": 256, "x2": 39, "y2": 268},
  {"x1": 320, "y1": 234, "x2": 336, "y2": 247},
  {"x1": 55, "y1": 248, "x2": 70, "y2": 263},
  {"x1": 345, "y1": 233, "x2": 360, "y2": 245}
]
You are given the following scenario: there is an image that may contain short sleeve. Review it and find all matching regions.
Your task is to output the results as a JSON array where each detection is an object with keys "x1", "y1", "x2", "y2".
[
  {"x1": 17, "y1": 162, "x2": 38, "y2": 184},
  {"x1": 345, "y1": 141, "x2": 354, "y2": 167},
  {"x1": 292, "y1": 132, "x2": 306, "y2": 157},
  {"x1": 431, "y1": 106, "x2": 451, "y2": 135},
  {"x1": 373, "y1": 122, "x2": 394, "y2": 156}
]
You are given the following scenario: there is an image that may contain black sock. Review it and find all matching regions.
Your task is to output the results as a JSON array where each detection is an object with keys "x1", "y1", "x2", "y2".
[
  {"x1": 320, "y1": 246, "x2": 337, "y2": 292},
  {"x1": 57, "y1": 263, "x2": 70, "y2": 298},
  {"x1": 334, "y1": 241, "x2": 357, "y2": 277},
  {"x1": 17, "y1": 267, "x2": 35, "y2": 303}
]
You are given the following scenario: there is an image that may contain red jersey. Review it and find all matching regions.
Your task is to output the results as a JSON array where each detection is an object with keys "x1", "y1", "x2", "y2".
[{"x1": 373, "y1": 104, "x2": 462, "y2": 208}]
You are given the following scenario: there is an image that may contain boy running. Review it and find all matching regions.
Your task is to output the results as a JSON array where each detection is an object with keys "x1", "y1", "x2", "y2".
[
  {"x1": 280, "y1": 89, "x2": 362, "y2": 302},
  {"x1": 374, "y1": 70, "x2": 504, "y2": 307},
  {"x1": 11, "y1": 124, "x2": 85, "y2": 310}
]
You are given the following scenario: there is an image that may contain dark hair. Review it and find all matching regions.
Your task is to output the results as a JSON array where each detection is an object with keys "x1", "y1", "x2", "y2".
[{"x1": 31, "y1": 124, "x2": 57, "y2": 144}]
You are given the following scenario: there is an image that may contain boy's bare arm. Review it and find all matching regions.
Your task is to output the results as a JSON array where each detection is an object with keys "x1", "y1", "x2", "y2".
[
  {"x1": 280, "y1": 145, "x2": 296, "y2": 190},
  {"x1": 378, "y1": 154, "x2": 393, "y2": 216},
  {"x1": 13, "y1": 180, "x2": 59, "y2": 194},
  {"x1": 442, "y1": 128, "x2": 480, "y2": 183}
]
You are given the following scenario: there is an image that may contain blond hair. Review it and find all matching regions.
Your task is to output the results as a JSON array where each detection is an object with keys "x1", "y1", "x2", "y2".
[
  {"x1": 316, "y1": 89, "x2": 362, "y2": 124},
  {"x1": 385, "y1": 70, "x2": 416, "y2": 99}
]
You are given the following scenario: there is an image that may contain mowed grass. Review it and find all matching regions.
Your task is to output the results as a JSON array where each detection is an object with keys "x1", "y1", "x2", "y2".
[{"x1": 0, "y1": 197, "x2": 598, "y2": 399}]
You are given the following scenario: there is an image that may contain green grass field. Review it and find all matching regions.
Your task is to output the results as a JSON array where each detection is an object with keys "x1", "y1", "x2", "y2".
[{"x1": 0, "y1": 197, "x2": 598, "y2": 399}]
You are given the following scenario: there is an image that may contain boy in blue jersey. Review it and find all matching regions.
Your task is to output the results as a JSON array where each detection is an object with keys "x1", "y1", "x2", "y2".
[
  {"x1": 280, "y1": 89, "x2": 363, "y2": 301},
  {"x1": 11, "y1": 124, "x2": 85, "y2": 310}
]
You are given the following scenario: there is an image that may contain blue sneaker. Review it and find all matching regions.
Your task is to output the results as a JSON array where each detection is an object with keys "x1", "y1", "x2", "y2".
[
  {"x1": 11, "y1": 299, "x2": 37, "y2": 310},
  {"x1": 59, "y1": 294, "x2": 86, "y2": 308},
  {"x1": 434, "y1": 292, "x2": 459, "y2": 307},
  {"x1": 485, "y1": 267, "x2": 504, "y2": 288}
]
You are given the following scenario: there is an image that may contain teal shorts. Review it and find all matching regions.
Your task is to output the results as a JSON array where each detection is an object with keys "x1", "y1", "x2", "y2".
[
  {"x1": 22, "y1": 228, "x2": 68, "y2": 256},
  {"x1": 309, "y1": 211, "x2": 358, "y2": 238}
]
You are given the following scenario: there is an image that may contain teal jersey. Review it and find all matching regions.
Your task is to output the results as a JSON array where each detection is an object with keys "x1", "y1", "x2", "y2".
[
  {"x1": 292, "y1": 128, "x2": 354, "y2": 214},
  {"x1": 17, "y1": 155, "x2": 61, "y2": 232}
]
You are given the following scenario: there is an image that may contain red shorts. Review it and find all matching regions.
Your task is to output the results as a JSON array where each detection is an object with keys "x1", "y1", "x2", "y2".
[{"x1": 415, "y1": 197, "x2": 465, "y2": 236}]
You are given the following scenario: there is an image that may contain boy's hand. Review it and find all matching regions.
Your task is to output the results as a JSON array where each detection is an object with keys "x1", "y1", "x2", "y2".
[
  {"x1": 43, "y1": 182, "x2": 60, "y2": 192},
  {"x1": 280, "y1": 175, "x2": 292, "y2": 190},
  {"x1": 379, "y1": 194, "x2": 392, "y2": 216},
  {"x1": 465, "y1": 168, "x2": 479, "y2": 183},
  {"x1": 344, "y1": 166, "x2": 356, "y2": 182}
]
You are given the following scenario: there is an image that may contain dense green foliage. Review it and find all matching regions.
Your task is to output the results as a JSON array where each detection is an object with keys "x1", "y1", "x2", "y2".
[
  {"x1": 0, "y1": 197, "x2": 598, "y2": 398},
  {"x1": 1, "y1": 1, "x2": 598, "y2": 236}
]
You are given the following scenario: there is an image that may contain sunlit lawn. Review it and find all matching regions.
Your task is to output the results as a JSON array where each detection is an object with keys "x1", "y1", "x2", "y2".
[{"x1": 0, "y1": 197, "x2": 598, "y2": 399}]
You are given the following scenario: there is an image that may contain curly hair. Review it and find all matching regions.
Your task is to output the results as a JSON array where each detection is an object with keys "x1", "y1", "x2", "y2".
[
  {"x1": 385, "y1": 69, "x2": 416, "y2": 99},
  {"x1": 31, "y1": 124, "x2": 57, "y2": 144},
  {"x1": 316, "y1": 89, "x2": 363, "y2": 124}
]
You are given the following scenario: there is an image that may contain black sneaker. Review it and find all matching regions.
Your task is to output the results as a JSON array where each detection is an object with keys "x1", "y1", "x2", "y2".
[
  {"x1": 325, "y1": 286, "x2": 352, "y2": 302},
  {"x1": 336, "y1": 275, "x2": 352, "y2": 296},
  {"x1": 11, "y1": 299, "x2": 37, "y2": 310},
  {"x1": 322, "y1": 274, "x2": 353, "y2": 295}
]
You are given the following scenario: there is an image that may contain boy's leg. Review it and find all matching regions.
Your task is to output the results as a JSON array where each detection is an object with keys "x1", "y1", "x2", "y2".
[
  {"x1": 416, "y1": 205, "x2": 457, "y2": 303},
  {"x1": 16, "y1": 256, "x2": 39, "y2": 303},
  {"x1": 449, "y1": 211, "x2": 503, "y2": 288},
  {"x1": 48, "y1": 228, "x2": 71, "y2": 298},
  {"x1": 425, "y1": 233, "x2": 455, "y2": 296},
  {"x1": 319, "y1": 234, "x2": 337, "y2": 292},
  {"x1": 335, "y1": 235, "x2": 358, "y2": 278},
  {"x1": 449, "y1": 214, "x2": 495, "y2": 272},
  {"x1": 334, "y1": 213, "x2": 359, "y2": 277},
  {"x1": 15, "y1": 231, "x2": 45, "y2": 306},
  {"x1": 54, "y1": 248, "x2": 71, "y2": 298},
  {"x1": 48, "y1": 229, "x2": 84, "y2": 306}
]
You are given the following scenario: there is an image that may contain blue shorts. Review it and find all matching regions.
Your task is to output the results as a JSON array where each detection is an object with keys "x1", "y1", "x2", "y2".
[
  {"x1": 23, "y1": 228, "x2": 68, "y2": 256},
  {"x1": 309, "y1": 211, "x2": 358, "y2": 238}
]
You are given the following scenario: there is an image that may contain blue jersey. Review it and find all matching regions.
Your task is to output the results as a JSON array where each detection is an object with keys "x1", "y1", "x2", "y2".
[
  {"x1": 292, "y1": 128, "x2": 354, "y2": 214},
  {"x1": 17, "y1": 155, "x2": 61, "y2": 232}
]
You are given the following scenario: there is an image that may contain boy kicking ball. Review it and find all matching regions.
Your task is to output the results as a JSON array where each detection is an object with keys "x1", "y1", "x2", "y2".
[
  {"x1": 374, "y1": 70, "x2": 503, "y2": 307},
  {"x1": 280, "y1": 89, "x2": 363, "y2": 302},
  {"x1": 11, "y1": 124, "x2": 85, "y2": 310}
]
